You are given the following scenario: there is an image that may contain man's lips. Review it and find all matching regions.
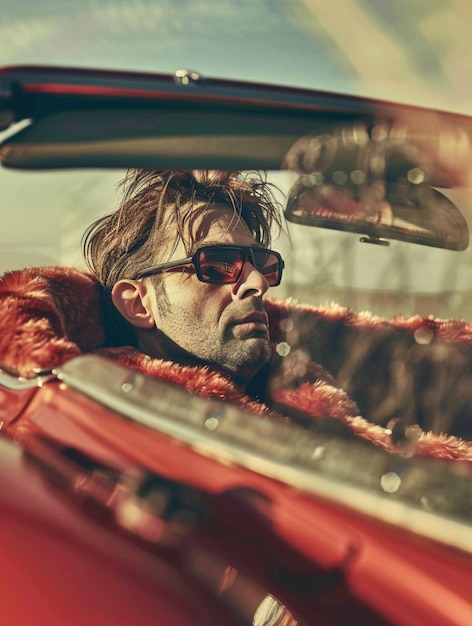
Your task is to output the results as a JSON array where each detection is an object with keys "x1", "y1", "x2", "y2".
[{"x1": 231, "y1": 311, "x2": 269, "y2": 334}]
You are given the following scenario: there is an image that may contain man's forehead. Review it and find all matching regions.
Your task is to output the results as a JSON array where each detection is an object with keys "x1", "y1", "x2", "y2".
[{"x1": 189, "y1": 204, "x2": 251, "y2": 242}]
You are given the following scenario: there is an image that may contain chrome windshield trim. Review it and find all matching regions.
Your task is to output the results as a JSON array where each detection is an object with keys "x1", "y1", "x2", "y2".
[{"x1": 57, "y1": 354, "x2": 472, "y2": 555}]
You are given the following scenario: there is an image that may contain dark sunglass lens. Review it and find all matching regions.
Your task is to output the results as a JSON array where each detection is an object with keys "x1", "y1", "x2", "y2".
[
  {"x1": 197, "y1": 248, "x2": 243, "y2": 283},
  {"x1": 252, "y1": 250, "x2": 281, "y2": 286}
]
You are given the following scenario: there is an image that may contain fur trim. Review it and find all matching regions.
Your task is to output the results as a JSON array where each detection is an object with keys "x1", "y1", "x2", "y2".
[
  {"x1": 265, "y1": 297, "x2": 472, "y2": 439},
  {"x1": 2, "y1": 266, "x2": 472, "y2": 462},
  {"x1": 97, "y1": 346, "x2": 272, "y2": 417},
  {"x1": 0, "y1": 266, "x2": 104, "y2": 376}
]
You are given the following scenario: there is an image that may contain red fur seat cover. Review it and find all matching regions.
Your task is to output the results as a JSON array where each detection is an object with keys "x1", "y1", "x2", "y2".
[{"x1": 1, "y1": 265, "x2": 472, "y2": 461}]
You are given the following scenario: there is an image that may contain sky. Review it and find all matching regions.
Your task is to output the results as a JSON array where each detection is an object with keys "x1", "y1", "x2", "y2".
[{"x1": 1, "y1": 0, "x2": 472, "y2": 113}]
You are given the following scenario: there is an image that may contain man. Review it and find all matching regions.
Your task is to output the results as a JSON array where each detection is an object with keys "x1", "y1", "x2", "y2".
[
  {"x1": 83, "y1": 169, "x2": 285, "y2": 398},
  {"x1": 1, "y1": 167, "x2": 470, "y2": 460}
]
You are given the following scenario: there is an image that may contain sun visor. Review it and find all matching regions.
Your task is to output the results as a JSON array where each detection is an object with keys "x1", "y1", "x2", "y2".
[{"x1": 0, "y1": 108, "x2": 330, "y2": 170}]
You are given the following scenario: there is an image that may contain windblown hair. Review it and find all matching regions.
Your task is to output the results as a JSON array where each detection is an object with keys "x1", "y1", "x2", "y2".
[{"x1": 83, "y1": 169, "x2": 283, "y2": 288}]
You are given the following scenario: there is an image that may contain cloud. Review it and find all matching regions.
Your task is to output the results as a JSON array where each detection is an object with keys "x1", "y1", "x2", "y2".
[{"x1": 0, "y1": 16, "x2": 57, "y2": 61}]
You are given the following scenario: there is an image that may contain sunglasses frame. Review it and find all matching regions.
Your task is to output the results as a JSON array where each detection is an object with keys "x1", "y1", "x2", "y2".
[{"x1": 134, "y1": 244, "x2": 284, "y2": 286}]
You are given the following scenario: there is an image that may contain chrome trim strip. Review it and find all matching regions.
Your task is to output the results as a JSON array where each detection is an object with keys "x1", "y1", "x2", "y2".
[
  {"x1": 57, "y1": 354, "x2": 472, "y2": 555},
  {"x1": 0, "y1": 366, "x2": 55, "y2": 391}
]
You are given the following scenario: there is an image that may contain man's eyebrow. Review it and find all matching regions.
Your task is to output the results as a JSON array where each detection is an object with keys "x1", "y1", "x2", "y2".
[
  {"x1": 189, "y1": 241, "x2": 264, "y2": 254},
  {"x1": 189, "y1": 240, "x2": 230, "y2": 255},
  {"x1": 189, "y1": 240, "x2": 219, "y2": 255}
]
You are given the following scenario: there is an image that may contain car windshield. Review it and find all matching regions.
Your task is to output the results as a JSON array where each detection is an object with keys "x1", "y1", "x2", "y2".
[{"x1": 2, "y1": 94, "x2": 472, "y2": 557}]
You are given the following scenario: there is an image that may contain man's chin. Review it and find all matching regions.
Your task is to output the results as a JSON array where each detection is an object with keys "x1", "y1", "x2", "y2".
[
  {"x1": 215, "y1": 335, "x2": 272, "y2": 382},
  {"x1": 237, "y1": 338, "x2": 272, "y2": 371}
]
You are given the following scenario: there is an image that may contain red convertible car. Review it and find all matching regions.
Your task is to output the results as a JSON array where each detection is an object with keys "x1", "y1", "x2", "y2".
[{"x1": 1, "y1": 65, "x2": 472, "y2": 625}]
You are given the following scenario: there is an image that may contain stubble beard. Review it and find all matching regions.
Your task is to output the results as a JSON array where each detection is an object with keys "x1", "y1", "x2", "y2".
[{"x1": 214, "y1": 328, "x2": 272, "y2": 382}]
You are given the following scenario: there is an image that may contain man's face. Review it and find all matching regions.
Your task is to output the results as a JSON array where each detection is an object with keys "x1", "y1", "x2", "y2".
[{"x1": 140, "y1": 204, "x2": 274, "y2": 383}]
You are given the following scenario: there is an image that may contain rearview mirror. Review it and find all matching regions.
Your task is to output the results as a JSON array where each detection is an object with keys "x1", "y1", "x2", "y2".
[{"x1": 283, "y1": 121, "x2": 470, "y2": 251}]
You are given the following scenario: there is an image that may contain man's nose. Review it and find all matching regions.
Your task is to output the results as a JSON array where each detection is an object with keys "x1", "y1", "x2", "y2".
[{"x1": 232, "y1": 261, "x2": 270, "y2": 300}]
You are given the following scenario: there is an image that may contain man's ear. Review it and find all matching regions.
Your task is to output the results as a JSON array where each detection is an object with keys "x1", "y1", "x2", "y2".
[{"x1": 111, "y1": 279, "x2": 155, "y2": 329}]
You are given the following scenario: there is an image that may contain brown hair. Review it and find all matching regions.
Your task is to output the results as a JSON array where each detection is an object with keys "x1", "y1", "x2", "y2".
[{"x1": 83, "y1": 169, "x2": 283, "y2": 289}]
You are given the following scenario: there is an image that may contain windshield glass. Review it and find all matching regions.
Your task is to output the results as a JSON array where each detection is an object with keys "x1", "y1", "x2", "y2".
[{"x1": 2, "y1": 110, "x2": 472, "y2": 553}]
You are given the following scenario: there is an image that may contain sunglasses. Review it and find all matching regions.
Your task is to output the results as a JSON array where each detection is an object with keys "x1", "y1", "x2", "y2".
[{"x1": 134, "y1": 245, "x2": 284, "y2": 286}]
